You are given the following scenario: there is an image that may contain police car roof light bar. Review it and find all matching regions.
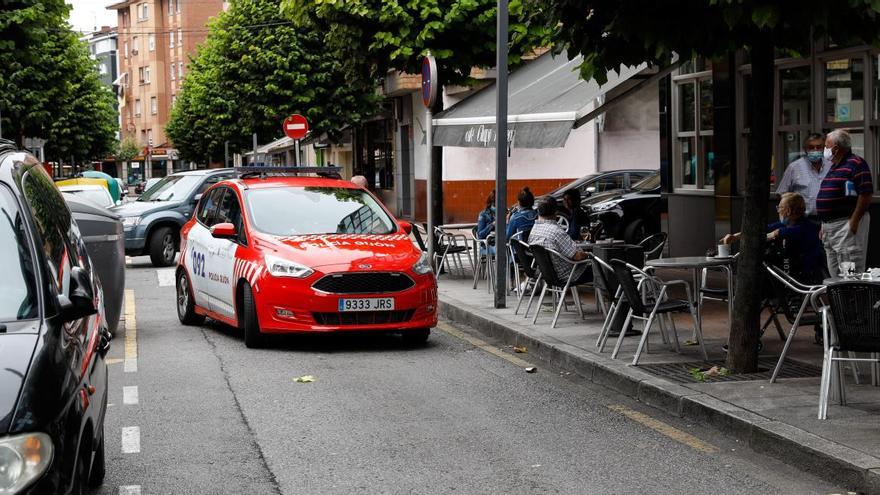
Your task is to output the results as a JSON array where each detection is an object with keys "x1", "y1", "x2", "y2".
[{"x1": 235, "y1": 165, "x2": 343, "y2": 179}]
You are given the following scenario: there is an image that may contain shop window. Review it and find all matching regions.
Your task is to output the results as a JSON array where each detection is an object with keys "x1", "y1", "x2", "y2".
[
  {"x1": 673, "y1": 71, "x2": 714, "y2": 189},
  {"x1": 824, "y1": 58, "x2": 864, "y2": 123},
  {"x1": 780, "y1": 66, "x2": 811, "y2": 126}
]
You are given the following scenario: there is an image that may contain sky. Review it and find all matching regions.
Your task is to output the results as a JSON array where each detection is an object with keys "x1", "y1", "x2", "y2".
[{"x1": 68, "y1": 0, "x2": 118, "y2": 34}]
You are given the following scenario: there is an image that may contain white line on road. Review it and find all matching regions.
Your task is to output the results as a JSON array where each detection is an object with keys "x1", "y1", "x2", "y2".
[
  {"x1": 119, "y1": 485, "x2": 142, "y2": 495},
  {"x1": 123, "y1": 386, "x2": 139, "y2": 405},
  {"x1": 124, "y1": 289, "x2": 137, "y2": 373},
  {"x1": 121, "y1": 426, "x2": 141, "y2": 454},
  {"x1": 156, "y1": 268, "x2": 175, "y2": 287}
]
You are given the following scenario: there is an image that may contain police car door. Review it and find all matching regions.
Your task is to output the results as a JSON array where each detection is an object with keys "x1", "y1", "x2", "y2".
[
  {"x1": 186, "y1": 186, "x2": 224, "y2": 311},
  {"x1": 200, "y1": 186, "x2": 239, "y2": 318}
]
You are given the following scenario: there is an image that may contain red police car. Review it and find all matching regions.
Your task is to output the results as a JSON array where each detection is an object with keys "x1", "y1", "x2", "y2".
[{"x1": 175, "y1": 168, "x2": 437, "y2": 347}]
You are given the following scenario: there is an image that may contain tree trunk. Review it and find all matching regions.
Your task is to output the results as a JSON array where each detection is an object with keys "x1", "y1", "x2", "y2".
[{"x1": 726, "y1": 35, "x2": 775, "y2": 373}]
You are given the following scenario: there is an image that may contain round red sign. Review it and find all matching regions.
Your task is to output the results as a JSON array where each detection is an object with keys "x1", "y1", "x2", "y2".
[{"x1": 282, "y1": 114, "x2": 309, "y2": 140}]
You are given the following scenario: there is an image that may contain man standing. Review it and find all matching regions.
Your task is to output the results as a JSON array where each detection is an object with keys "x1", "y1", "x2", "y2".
[
  {"x1": 777, "y1": 133, "x2": 830, "y2": 221},
  {"x1": 816, "y1": 129, "x2": 873, "y2": 275}
]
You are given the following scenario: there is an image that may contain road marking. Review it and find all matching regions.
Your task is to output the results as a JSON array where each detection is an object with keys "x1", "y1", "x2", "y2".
[
  {"x1": 125, "y1": 256, "x2": 132, "y2": 266},
  {"x1": 607, "y1": 404, "x2": 718, "y2": 454},
  {"x1": 119, "y1": 485, "x2": 142, "y2": 495},
  {"x1": 435, "y1": 321, "x2": 533, "y2": 368},
  {"x1": 121, "y1": 426, "x2": 141, "y2": 454},
  {"x1": 157, "y1": 268, "x2": 175, "y2": 287},
  {"x1": 123, "y1": 386, "x2": 139, "y2": 405},
  {"x1": 124, "y1": 289, "x2": 137, "y2": 373},
  {"x1": 105, "y1": 358, "x2": 124, "y2": 365}
]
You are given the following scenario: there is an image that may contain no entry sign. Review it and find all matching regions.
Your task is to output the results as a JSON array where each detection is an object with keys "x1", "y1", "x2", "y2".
[
  {"x1": 283, "y1": 114, "x2": 309, "y2": 140},
  {"x1": 421, "y1": 54, "x2": 437, "y2": 109}
]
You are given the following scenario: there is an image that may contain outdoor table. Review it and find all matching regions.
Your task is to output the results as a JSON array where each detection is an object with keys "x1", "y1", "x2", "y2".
[
  {"x1": 438, "y1": 222, "x2": 478, "y2": 232},
  {"x1": 646, "y1": 256, "x2": 736, "y2": 343}
]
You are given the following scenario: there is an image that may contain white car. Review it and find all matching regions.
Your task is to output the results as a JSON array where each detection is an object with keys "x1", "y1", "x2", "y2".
[{"x1": 59, "y1": 184, "x2": 118, "y2": 208}]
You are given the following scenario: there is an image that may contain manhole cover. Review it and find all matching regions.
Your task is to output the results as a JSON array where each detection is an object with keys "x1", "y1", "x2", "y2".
[{"x1": 638, "y1": 357, "x2": 822, "y2": 384}]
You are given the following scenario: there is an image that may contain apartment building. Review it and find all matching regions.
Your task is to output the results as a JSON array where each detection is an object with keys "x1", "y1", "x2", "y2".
[{"x1": 107, "y1": 0, "x2": 225, "y2": 180}]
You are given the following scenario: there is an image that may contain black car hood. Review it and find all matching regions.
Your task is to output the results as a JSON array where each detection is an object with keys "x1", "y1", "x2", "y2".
[
  {"x1": 0, "y1": 333, "x2": 38, "y2": 433},
  {"x1": 111, "y1": 199, "x2": 176, "y2": 217}
]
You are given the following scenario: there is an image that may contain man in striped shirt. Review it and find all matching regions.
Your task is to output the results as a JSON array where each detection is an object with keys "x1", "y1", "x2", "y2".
[{"x1": 816, "y1": 129, "x2": 873, "y2": 275}]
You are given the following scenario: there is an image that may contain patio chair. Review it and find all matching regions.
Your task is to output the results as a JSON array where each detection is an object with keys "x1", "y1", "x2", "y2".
[
  {"x1": 513, "y1": 239, "x2": 541, "y2": 317},
  {"x1": 472, "y1": 226, "x2": 495, "y2": 291},
  {"x1": 609, "y1": 259, "x2": 707, "y2": 365},
  {"x1": 529, "y1": 244, "x2": 592, "y2": 328},
  {"x1": 765, "y1": 263, "x2": 825, "y2": 383},
  {"x1": 817, "y1": 282, "x2": 880, "y2": 419},
  {"x1": 507, "y1": 230, "x2": 531, "y2": 296},
  {"x1": 433, "y1": 226, "x2": 472, "y2": 278},
  {"x1": 593, "y1": 254, "x2": 627, "y2": 352},
  {"x1": 638, "y1": 232, "x2": 667, "y2": 262}
]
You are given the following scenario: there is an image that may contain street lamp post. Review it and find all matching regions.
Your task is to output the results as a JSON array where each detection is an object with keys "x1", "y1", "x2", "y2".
[{"x1": 493, "y1": 0, "x2": 509, "y2": 307}]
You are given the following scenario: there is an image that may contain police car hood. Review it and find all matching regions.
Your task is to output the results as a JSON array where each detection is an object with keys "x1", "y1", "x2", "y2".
[{"x1": 258, "y1": 233, "x2": 421, "y2": 270}]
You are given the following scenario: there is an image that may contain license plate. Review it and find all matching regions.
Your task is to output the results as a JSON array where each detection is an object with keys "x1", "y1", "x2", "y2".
[{"x1": 338, "y1": 297, "x2": 395, "y2": 312}]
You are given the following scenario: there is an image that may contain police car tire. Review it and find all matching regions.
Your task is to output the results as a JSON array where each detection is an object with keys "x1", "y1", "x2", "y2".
[
  {"x1": 401, "y1": 328, "x2": 430, "y2": 346},
  {"x1": 88, "y1": 433, "x2": 106, "y2": 487},
  {"x1": 149, "y1": 226, "x2": 177, "y2": 267},
  {"x1": 241, "y1": 283, "x2": 265, "y2": 348},
  {"x1": 177, "y1": 270, "x2": 205, "y2": 326}
]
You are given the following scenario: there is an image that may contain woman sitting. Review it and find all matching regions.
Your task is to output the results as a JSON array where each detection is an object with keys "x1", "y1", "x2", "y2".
[
  {"x1": 506, "y1": 187, "x2": 537, "y2": 240},
  {"x1": 722, "y1": 192, "x2": 824, "y2": 284},
  {"x1": 476, "y1": 190, "x2": 495, "y2": 240}
]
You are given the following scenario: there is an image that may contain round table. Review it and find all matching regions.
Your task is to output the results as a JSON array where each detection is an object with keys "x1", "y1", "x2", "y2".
[{"x1": 647, "y1": 256, "x2": 737, "y2": 339}]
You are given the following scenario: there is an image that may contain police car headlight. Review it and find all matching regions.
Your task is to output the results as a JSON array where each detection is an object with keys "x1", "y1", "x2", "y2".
[
  {"x1": 0, "y1": 432, "x2": 53, "y2": 493},
  {"x1": 412, "y1": 251, "x2": 433, "y2": 275},
  {"x1": 264, "y1": 254, "x2": 314, "y2": 278},
  {"x1": 121, "y1": 216, "x2": 141, "y2": 229}
]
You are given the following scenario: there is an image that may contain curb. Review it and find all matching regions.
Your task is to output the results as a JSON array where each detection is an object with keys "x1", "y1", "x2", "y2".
[{"x1": 439, "y1": 295, "x2": 880, "y2": 494}]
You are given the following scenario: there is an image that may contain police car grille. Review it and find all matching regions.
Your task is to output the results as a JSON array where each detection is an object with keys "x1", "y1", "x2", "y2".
[
  {"x1": 312, "y1": 272, "x2": 415, "y2": 294},
  {"x1": 312, "y1": 310, "x2": 415, "y2": 326}
]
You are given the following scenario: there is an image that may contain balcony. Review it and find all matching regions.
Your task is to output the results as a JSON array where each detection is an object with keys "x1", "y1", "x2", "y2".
[{"x1": 381, "y1": 70, "x2": 420, "y2": 97}]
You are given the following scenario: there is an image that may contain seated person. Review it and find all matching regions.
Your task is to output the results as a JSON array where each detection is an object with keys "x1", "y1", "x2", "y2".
[
  {"x1": 561, "y1": 188, "x2": 590, "y2": 240},
  {"x1": 721, "y1": 192, "x2": 824, "y2": 284},
  {"x1": 476, "y1": 190, "x2": 495, "y2": 240},
  {"x1": 507, "y1": 187, "x2": 537, "y2": 239},
  {"x1": 528, "y1": 196, "x2": 591, "y2": 284}
]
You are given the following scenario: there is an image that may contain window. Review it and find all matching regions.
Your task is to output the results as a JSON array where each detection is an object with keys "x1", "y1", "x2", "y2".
[
  {"x1": 138, "y1": 66, "x2": 144, "y2": 82},
  {"x1": 0, "y1": 185, "x2": 38, "y2": 322},
  {"x1": 122, "y1": 10, "x2": 129, "y2": 27},
  {"x1": 169, "y1": 31, "x2": 174, "y2": 48},
  {"x1": 147, "y1": 129, "x2": 153, "y2": 146},
  {"x1": 215, "y1": 188, "x2": 246, "y2": 243},
  {"x1": 176, "y1": 0, "x2": 181, "y2": 13},
  {"x1": 124, "y1": 41, "x2": 129, "y2": 58},
  {"x1": 148, "y1": 34, "x2": 155, "y2": 51},
  {"x1": 132, "y1": 36, "x2": 139, "y2": 54},
  {"x1": 170, "y1": 63, "x2": 176, "y2": 80},
  {"x1": 21, "y1": 168, "x2": 74, "y2": 296},
  {"x1": 99, "y1": 63, "x2": 107, "y2": 75},
  {"x1": 139, "y1": 3, "x2": 148, "y2": 20},
  {"x1": 178, "y1": 62, "x2": 184, "y2": 78},
  {"x1": 150, "y1": 96, "x2": 157, "y2": 114},
  {"x1": 171, "y1": 94, "x2": 177, "y2": 105},
  {"x1": 197, "y1": 187, "x2": 224, "y2": 226},
  {"x1": 673, "y1": 66, "x2": 714, "y2": 189},
  {"x1": 144, "y1": 66, "x2": 151, "y2": 83},
  {"x1": 135, "y1": 99, "x2": 142, "y2": 116},
  {"x1": 177, "y1": 28, "x2": 182, "y2": 46},
  {"x1": 825, "y1": 58, "x2": 865, "y2": 124},
  {"x1": 168, "y1": 0, "x2": 175, "y2": 15}
]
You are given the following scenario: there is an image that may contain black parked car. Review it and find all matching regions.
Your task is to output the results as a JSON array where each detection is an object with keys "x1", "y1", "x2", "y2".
[
  {"x1": 588, "y1": 172, "x2": 662, "y2": 244},
  {"x1": 112, "y1": 168, "x2": 234, "y2": 266},
  {"x1": 509, "y1": 169, "x2": 653, "y2": 212},
  {"x1": 0, "y1": 141, "x2": 110, "y2": 493}
]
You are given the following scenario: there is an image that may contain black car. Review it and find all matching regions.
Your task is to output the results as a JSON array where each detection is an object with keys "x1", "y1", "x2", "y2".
[
  {"x1": 588, "y1": 172, "x2": 661, "y2": 244},
  {"x1": 0, "y1": 141, "x2": 110, "y2": 493},
  {"x1": 508, "y1": 169, "x2": 653, "y2": 212},
  {"x1": 112, "y1": 168, "x2": 233, "y2": 266}
]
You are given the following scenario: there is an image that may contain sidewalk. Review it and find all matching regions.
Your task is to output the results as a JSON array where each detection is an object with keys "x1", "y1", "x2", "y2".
[{"x1": 437, "y1": 271, "x2": 880, "y2": 494}]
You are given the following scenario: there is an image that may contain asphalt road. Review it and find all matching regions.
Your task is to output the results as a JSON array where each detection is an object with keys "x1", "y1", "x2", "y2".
[{"x1": 93, "y1": 258, "x2": 844, "y2": 494}]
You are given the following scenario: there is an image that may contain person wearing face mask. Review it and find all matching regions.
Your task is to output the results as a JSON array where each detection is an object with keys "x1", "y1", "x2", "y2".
[
  {"x1": 722, "y1": 192, "x2": 824, "y2": 283},
  {"x1": 776, "y1": 133, "x2": 830, "y2": 223},
  {"x1": 816, "y1": 129, "x2": 874, "y2": 275}
]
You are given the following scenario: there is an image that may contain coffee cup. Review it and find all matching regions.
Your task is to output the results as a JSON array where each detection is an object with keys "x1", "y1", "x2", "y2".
[{"x1": 716, "y1": 244, "x2": 731, "y2": 257}]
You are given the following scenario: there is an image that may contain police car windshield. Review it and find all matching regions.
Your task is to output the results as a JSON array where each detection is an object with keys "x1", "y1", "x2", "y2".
[
  {"x1": 0, "y1": 186, "x2": 38, "y2": 323},
  {"x1": 246, "y1": 186, "x2": 396, "y2": 236},
  {"x1": 138, "y1": 175, "x2": 199, "y2": 202}
]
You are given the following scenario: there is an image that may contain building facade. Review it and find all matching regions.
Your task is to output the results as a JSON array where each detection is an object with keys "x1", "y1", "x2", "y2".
[
  {"x1": 81, "y1": 26, "x2": 119, "y2": 88},
  {"x1": 107, "y1": 0, "x2": 225, "y2": 182}
]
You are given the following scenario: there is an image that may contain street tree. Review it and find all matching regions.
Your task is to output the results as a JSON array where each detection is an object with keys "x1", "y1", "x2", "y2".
[
  {"x1": 116, "y1": 135, "x2": 141, "y2": 175},
  {"x1": 166, "y1": 0, "x2": 378, "y2": 164},
  {"x1": 542, "y1": 1, "x2": 880, "y2": 372}
]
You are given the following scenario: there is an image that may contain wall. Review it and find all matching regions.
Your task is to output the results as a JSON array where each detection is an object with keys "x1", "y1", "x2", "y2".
[{"x1": 598, "y1": 80, "x2": 661, "y2": 170}]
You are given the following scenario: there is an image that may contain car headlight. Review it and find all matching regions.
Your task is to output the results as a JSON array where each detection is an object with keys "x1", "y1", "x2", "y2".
[
  {"x1": 412, "y1": 251, "x2": 433, "y2": 275},
  {"x1": 0, "y1": 432, "x2": 53, "y2": 493},
  {"x1": 121, "y1": 216, "x2": 141, "y2": 228},
  {"x1": 592, "y1": 201, "x2": 620, "y2": 212},
  {"x1": 264, "y1": 254, "x2": 314, "y2": 278}
]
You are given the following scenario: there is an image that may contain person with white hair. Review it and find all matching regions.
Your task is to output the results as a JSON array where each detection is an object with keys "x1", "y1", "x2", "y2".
[
  {"x1": 350, "y1": 175, "x2": 368, "y2": 188},
  {"x1": 816, "y1": 129, "x2": 874, "y2": 275}
]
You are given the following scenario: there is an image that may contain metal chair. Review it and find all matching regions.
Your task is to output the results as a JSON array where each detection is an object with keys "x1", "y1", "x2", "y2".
[
  {"x1": 593, "y1": 254, "x2": 627, "y2": 351},
  {"x1": 513, "y1": 239, "x2": 541, "y2": 317},
  {"x1": 528, "y1": 244, "x2": 592, "y2": 328},
  {"x1": 638, "y1": 232, "x2": 667, "y2": 262},
  {"x1": 472, "y1": 227, "x2": 495, "y2": 291},
  {"x1": 817, "y1": 282, "x2": 880, "y2": 419},
  {"x1": 609, "y1": 259, "x2": 706, "y2": 365},
  {"x1": 764, "y1": 263, "x2": 825, "y2": 383},
  {"x1": 433, "y1": 226, "x2": 472, "y2": 278}
]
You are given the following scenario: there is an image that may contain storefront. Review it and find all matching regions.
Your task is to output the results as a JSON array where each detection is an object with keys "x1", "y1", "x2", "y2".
[{"x1": 662, "y1": 41, "x2": 880, "y2": 263}]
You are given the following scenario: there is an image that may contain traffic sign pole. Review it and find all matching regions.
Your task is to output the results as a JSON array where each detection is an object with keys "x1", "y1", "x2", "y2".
[{"x1": 422, "y1": 54, "x2": 438, "y2": 270}]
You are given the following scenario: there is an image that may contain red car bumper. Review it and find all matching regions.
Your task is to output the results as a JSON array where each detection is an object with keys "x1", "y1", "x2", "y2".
[{"x1": 254, "y1": 271, "x2": 438, "y2": 333}]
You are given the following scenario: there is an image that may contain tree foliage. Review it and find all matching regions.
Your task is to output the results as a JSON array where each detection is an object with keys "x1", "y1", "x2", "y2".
[
  {"x1": 116, "y1": 136, "x2": 141, "y2": 163},
  {"x1": 282, "y1": 0, "x2": 553, "y2": 87},
  {"x1": 0, "y1": 0, "x2": 117, "y2": 162},
  {"x1": 166, "y1": 0, "x2": 379, "y2": 164},
  {"x1": 542, "y1": 0, "x2": 880, "y2": 372}
]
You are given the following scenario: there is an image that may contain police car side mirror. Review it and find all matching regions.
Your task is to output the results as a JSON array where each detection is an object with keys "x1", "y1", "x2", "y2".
[
  {"x1": 211, "y1": 222, "x2": 237, "y2": 239},
  {"x1": 398, "y1": 220, "x2": 413, "y2": 235}
]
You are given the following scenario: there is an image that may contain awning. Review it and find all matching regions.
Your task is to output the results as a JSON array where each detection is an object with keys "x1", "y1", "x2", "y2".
[{"x1": 431, "y1": 51, "x2": 672, "y2": 149}]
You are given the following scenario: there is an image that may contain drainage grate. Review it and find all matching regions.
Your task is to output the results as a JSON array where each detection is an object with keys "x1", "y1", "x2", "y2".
[{"x1": 638, "y1": 357, "x2": 823, "y2": 384}]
